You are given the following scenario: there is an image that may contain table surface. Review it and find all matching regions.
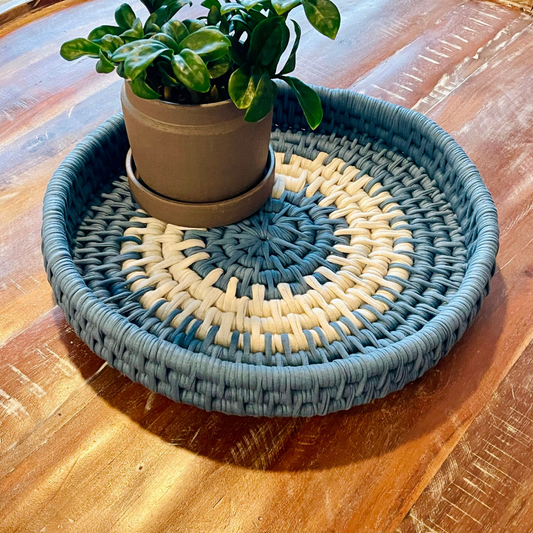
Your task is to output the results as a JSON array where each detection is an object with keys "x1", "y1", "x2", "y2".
[{"x1": 1, "y1": 0, "x2": 533, "y2": 531}]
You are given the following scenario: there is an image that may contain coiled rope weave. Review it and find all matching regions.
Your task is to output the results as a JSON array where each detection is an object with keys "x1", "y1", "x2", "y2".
[{"x1": 42, "y1": 85, "x2": 499, "y2": 416}]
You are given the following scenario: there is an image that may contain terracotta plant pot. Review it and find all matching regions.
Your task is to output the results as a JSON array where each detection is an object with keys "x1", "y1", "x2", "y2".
[{"x1": 120, "y1": 82, "x2": 275, "y2": 227}]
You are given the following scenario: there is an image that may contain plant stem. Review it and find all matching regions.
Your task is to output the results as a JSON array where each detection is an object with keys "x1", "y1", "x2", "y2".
[{"x1": 163, "y1": 86, "x2": 172, "y2": 101}]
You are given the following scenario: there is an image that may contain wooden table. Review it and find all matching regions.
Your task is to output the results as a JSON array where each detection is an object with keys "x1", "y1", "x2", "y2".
[{"x1": 1, "y1": 1, "x2": 533, "y2": 531}]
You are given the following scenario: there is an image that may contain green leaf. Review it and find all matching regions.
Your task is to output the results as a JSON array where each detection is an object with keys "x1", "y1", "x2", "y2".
[
  {"x1": 272, "y1": 0, "x2": 301, "y2": 15},
  {"x1": 261, "y1": 21, "x2": 289, "y2": 70},
  {"x1": 117, "y1": 62, "x2": 126, "y2": 78},
  {"x1": 154, "y1": 0, "x2": 191, "y2": 27},
  {"x1": 227, "y1": 35, "x2": 246, "y2": 65},
  {"x1": 245, "y1": 8, "x2": 267, "y2": 23},
  {"x1": 115, "y1": 4, "x2": 136, "y2": 29},
  {"x1": 282, "y1": 76, "x2": 323, "y2": 129},
  {"x1": 130, "y1": 74, "x2": 161, "y2": 98},
  {"x1": 88, "y1": 25, "x2": 123, "y2": 41},
  {"x1": 96, "y1": 50, "x2": 115, "y2": 73},
  {"x1": 124, "y1": 41, "x2": 171, "y2": 79},
  {"x1": 120, "y1": 18, "x2": 144, "y2": 40},
  {"x1": 220, "y1": 2, "x2": 245, "y2": 14},
  {"x1": 139, "y1": 0, "x2": 155, "y2": 13},
  {"x1": 207, "y1": 57, "x2": 230, "y2": 78},
  {"x1": 245, "y1": 71, "x2": 277, "y2": 122},
  {"x1": 201, "y1": 0, "x2": 221, "y2": 8},
  {"x1": 279, "y1": 20, "x2": 300, "y2": 75},
  {"x1": 144, "y1": 13, "x2": 160, "y2": 35},
  {"x1": 158, "y1": 61, "x2": 179, "y2": 85},
  {"x1": 200, "y1": 0, "x2": 221, "y2": 24},
  {"x1": 302, "y1": 0, "x2": 340, "y2": 39},
  {"x1": 178, "y1": 28, "x2": 230, "y2": 62},
  {"x1": 229, "y1": 14, "x2": 251, "y2": 33},
  {"x1": 239, "y1": 0, "x2": 264, "y2": 10},
  {"x1": 171, "y1": 49, "x2": 211, "y2": 92},
  {"x1": 170, "y1": 0, "x2": 193, "y2": 10},
  {"x1": 247, "y1": 17, "x2": 286, "y2": 67},
  {"x1": 98, "y1": 34, "x2": 124, "y2": 54},
  {"x1": 60, "y1": 38, "x2": 100, "y2": 60},
  {"x1": 183, "y1": 19, "x2": 207, "y2": 32},
  {"x1": 139, "y1": 0, "x2": 165, "y2": 14},
  {"x1": 152, "y1": 32, "x2": 180, "y2": 52},
  {"x1": 228, "y1": 64, "x2": 261, "y2": 109},
  {"x1": 207, "y1": 5, "x2": 221, "y2": 25},
  {"x1": 219, "y1": 16, "x2": 230, "y2": 34},
  {"x1": 161, "y1": 20, "x2": 189, "y2": 44},
  {"x1": 112, "y1": 39, "x2": 165, "y2": 61}
]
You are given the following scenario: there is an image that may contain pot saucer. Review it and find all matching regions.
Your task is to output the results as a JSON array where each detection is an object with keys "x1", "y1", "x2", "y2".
[{"x1": 126, "y1": 146, "x2": 275, "y2": 228}]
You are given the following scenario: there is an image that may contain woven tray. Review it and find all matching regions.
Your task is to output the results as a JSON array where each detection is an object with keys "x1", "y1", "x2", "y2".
[{"x1": 42, "y1": 85, "x2": 499, "y2": 417}]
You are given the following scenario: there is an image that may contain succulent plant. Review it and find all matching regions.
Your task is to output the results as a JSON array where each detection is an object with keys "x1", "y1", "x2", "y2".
[{"x1": 60, "y1": 0, "x2": 341, "y2": 128}]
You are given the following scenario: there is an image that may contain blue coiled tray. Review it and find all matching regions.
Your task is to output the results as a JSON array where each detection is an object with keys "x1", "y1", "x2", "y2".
[{"x1": 42, "y1": 85, "x2": 499, "y2": 417}]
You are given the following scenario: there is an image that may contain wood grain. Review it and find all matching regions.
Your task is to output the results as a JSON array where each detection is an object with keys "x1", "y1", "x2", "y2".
[
  {"x1": 1, "y1": 1, "x2": 533, "y2": 532},
  {"x1": 350, "y1": 1, "x2": 526, "y2": 108},
  {"x1": 490, "y1": 0, "x2": 533, "y2": 12},
  {"x1": 0, "y1": 0, "x2": 67, "y2": 26},
  {"x1": 397, "y1": 17, "x2": 533, "y2": 533},
  {"x1": 398, "y1": 342, "x2": 533, "y2": 532}
]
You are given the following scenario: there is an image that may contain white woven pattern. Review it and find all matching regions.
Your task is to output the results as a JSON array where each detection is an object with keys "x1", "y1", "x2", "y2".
[{"x1": 120, "y1": 153, "x2": 414, "y2": 352}]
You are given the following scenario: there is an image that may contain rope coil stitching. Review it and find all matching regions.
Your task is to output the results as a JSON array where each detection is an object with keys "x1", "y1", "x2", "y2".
[{"x1": 42, "y1": 85, "x2": 499, "y2": 416}]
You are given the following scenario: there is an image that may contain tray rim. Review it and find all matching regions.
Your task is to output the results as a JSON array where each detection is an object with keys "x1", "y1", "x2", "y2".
[{"x1": 42, "y1": 84, "x2": 499, "y2": 395}]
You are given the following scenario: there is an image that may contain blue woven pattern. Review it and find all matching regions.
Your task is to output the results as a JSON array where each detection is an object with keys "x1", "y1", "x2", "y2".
[{"x1": 42, "y1": 85, "x2": 499, "y2": 416}]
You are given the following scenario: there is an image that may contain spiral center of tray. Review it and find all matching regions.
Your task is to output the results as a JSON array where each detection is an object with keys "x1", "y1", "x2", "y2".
[{"x1": 181, "y1": 178, "x2": 351, "y2": 297}]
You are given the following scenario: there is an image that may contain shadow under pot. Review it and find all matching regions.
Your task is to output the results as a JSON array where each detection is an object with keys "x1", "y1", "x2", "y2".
[{"x1": 121, "y1": 82, "x2": 275, "y2": 228}]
